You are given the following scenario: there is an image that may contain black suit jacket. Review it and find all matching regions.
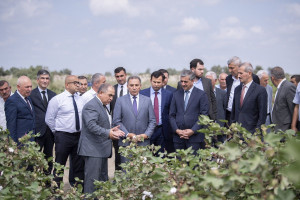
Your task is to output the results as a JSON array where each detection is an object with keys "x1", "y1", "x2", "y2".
[
  {"x1": 231, "y1": 82, "x2": 267, "y2": 133},
  {"x1": 170, "y1": 87, "x2": 209, "y2": 142},
  {"x1": 177, "y1": 77, "x2": 217, "y2": 120},
  {"x1": 5, "y1": 92, "x2": 35, "y2": 143},
  {"x1": 140, "y1": 87, "x2": 173, "y2": 140},
  {"x1": 226, "y1": 74, "x2": 260, "y2": 106},
  {"x1": 110, "y1": 84, "x2": 128, "y2": 114},
  {"x1": 215, "y1": 88, "x2": 227, "y2": 127},
  {"x1": 30, "y1": 87, "x2": 56, "y2": 137},
  {"x1": 165, "y1": 85, "x2": 176, "y2": 93}
]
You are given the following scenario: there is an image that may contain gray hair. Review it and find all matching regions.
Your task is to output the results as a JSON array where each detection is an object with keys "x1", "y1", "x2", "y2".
[
  {"x1": 270, "y1": 66, "x2": 285, "y2": 80},
  {"x1": 97, "y1": 83, "x2": 113, "y2": 93},
  {"x1": 0, "y1": 80, "x2": 10, "y2": 87},
  {"x1": 91, "y1": 73, "x2": 104, "y2": 85},
  {"x1": 205, "y1": 71, "x2": 217, "y2": 80},
  {"x1": 256, "y1": 70, "x2": 269, "y2": 79},
  {"x1": 239, "y1": 62, "x2": 253, "y2": 73},
  {"x1": 127, "y1": 75, "x2": 141, "y2": 84},
  {"x1": 218, "y1": 72, "x2": 228, "y2": 80},
  {"x1": 180, "y1": 70, "x2": 195, "y2": 81},
  {"x1": 227, "y1": 56, "x2": 242, "y2": 66}
]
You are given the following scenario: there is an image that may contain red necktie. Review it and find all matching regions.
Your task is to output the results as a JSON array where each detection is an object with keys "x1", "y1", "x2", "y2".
[
  {"x1": 154, "y1": 91, "x2": 159, "y2": 124},
  {"x1": 240, "y1": 85, "x2": 246, "y2": 106}
]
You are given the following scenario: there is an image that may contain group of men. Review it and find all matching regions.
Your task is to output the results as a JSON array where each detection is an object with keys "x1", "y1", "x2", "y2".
[{"x1": 0, "y1": 56, "x2": 299, "y2": 194}]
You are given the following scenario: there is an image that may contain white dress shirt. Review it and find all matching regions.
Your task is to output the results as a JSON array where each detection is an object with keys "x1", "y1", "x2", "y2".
[
  {"x1": 184, "y1": 86, "x2": 194, "y2": 101},
  {"x1": 150, "y1": 87, "x2": 162, "y2": 125},
  {"x1": 241, "y1": 80, "x2": 253, "y2": 100},
  {"x1": 45, "y1": 90, "x2": 83, "y2": 133},
  {"x1": 117, "y1": 82, "x2": 128, "y2": 98},
  {"x1": 130, "y1": 93, "x2": 139, "y2": 110},
  {"x1": 38, "y1": 87, "x2": 48, "y2": 101},
  {"x1": 0, "y1": 92, "x2": 13, "y2": 130},
  {"x1": 81, "y1": 88, "x2": 97, "y2": 105},
  {"x1": 227, "y1": 76, "x2": 240, "y2": 111}
]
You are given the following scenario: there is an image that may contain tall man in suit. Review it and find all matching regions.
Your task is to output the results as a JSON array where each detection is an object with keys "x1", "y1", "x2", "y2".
[
  {"x1": 78, "y1": 83, "x2": 125, "y2": 194},
  {"x1": 170, "y1": 70, "x2": 209, "y2": 153},
  {"x1": 5, "y1": 76, "x2": 35, "y2": 143},
  {"x1": 256, "y1": 70, "x2": 273, "y2": 125},
  {"x1": 0, "y1": 80, "x2": 12, "y2": 130},
  {"x1": 271, "y1": 66, "x2": 296, "y2": 131},
  {"x1": 159, "y1": 69, "x2": 176, "y2": 93},
  {"x1": 140, "y1": 71, "x2": 175, "y2": 153},
  {"x1": 110, "y1": 67, "x2": 128, "y2": 171},
  {"x1": 226, "y1": 56, "x2": 260, "y2": 125},
  {"x1": 231, "y1": 62, "x2": 267, "y2": 134},
  {"x1": 30, "y1": 69, "x2": 56, "y2": 175},
  {"x1": 113, "y1": 76, "x2": 156, "y2": 163},
  {"x1": 81, "y1": 73, "x2": 106, "y2": 104}
]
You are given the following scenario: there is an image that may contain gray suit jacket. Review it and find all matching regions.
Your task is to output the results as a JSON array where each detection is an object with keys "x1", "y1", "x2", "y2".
[
  {"x1": 266, "y1": 84, "x2": 273, "y2": 114},
  {"x1": 77, "y1": 96, "x2": 112, "y2": 158},
  {"x1": 215, "y1": 88, "x2": 227, "y2": 127},
  {"x1": 112, "y1": 93, "x2": 156, "y2": 146},
  {"x1": 272, "y1": 80, "x2": 296, "y2": 131}
]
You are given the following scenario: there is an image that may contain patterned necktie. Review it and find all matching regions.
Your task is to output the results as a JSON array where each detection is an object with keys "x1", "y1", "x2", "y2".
[
  {"x1": 25, "y1": 97, "x2": 33, "y2": 113},
  {"x1": 72, "y1": 95, "x2": 80, "y2": 131},
  {"x1": 240, "y1": 85, "x2": 246, "y2": 106},
  {"x1": 154, "y1": 91, "x2": 159, "y2": 124},
  {"x1": 41, "y1": 91, "x2": 48, "y2": 106},
  {"x1": 132, "y1": 96, "x2": 138, "y2": 116},
  {"x1": 184, "y1": 90, "x2": 190, "y2": 111},
  {"x1": 120, "y1": 85, "x2": 123, "y2": 97}
]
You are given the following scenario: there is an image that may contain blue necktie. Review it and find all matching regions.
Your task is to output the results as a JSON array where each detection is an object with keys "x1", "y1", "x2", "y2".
[
  {"x1": 72, "y1": 95, "x2": 80, "y2": 131},
  {"x1": 184, "y1": 91, "x2": 190, "y2": 111},
  {"x1": 132, "y1": 96, "x2": 138, "y2": 116}
]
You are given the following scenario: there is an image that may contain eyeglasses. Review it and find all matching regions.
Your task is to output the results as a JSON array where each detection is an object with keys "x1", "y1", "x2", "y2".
[{"x1": 68, "y1": 81, "x2": 80, "y2": 85}]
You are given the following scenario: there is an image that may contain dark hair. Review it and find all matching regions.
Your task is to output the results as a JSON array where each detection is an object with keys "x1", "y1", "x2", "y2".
[
  {"x1": 270, "y1": 66, "x2": 285, "y2": 80},
  {"x1": 37, "y1": 69, "x2": 50, "y2": 79},
  {"x1": 291, "y1": 74, "x2": 300, "y2": 83},
  {"x1": 190, "y1": 58, "x2": 204, "y2": 69},
  {"x1": 151, "y1": 71, "x2": 165, "y2": 81},
  {"x1": 97, "y1": 83, "x2": 112, "y2": 93},
  {"x1": 0, "y1": 80, "x2": 9, "y2": 87},
  {"x1": 114, "y1": 67, "x2": 126, "y2": 74},
  {"x1": 158, "y1": 69, "x2": 168, "y2": 75},
  {"x1": 78, "y1": 75, "x2": 87, "y2": 80}
]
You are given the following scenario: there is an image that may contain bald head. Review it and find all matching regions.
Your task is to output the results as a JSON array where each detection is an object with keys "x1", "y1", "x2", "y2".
[
  {"x1": 17, "y1": 76, "x2": 32, "y2": 97},
  {"x1": 65, "y1": 75, "x2": 79, "y2": 94}
]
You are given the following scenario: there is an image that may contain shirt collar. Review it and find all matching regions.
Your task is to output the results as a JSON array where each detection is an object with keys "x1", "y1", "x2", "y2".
[
  {"x1": 185, "y1": 86, "x2": 194, "y2": 93},
  {"x1": 277, "y1": 78, "x2": 286, "y2": 89},
  {"x1": 130, "y1": 93, "x2": 139, "y2": 99},
  {"x1": 38, "y1": 86, "x2": 47, "y2": 93},
  {"x1": 243, "y1": 80, "x2": 253, "y2": 88},
  {"x1": 118, "y1": 82, "x2": 127, "y2": 88},
  {"x1": 232, "y1": 76, "x2": 239, "y2": 81},
  {"x1": 150, "y1": 87, "x2": 161, "y2": 94}
]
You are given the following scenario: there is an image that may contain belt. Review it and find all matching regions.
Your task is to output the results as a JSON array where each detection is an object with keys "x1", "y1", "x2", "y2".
[
  {"x1": 155, "y1": 124, "x2": 163, "y2": 128},
  {"x1": 267, "y1": 113, "x2": 270, "y2": 116},
  {"x1": 57, "y1": 131, "x2": 81, "y2": 136}
]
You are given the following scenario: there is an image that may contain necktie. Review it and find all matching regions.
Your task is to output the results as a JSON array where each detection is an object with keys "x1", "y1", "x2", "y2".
[
  {"x1": 120, "y1": 85, "x2": 123, "y2": 97},
  {"x1": 154, "y1": 91, "x2": 159, "y2": 124},
  {"x1": 184, "y1": 90, "x2": 190, "y2": 111},
  {"x1": 240, "y1": 85, "x2": 246, "y2": 106},
  {"x1": 25, "y1": 97, "x2": 33, "y2": 113},
  {"x1": 41, "y1": 91, "x2": 48, "y2": 106},
  {"x1": 132, "y1": 96, "x2": 138, "y2": 116},
  {"x1": 72, "y1": 95, "x2": 80, "y2": 131}
]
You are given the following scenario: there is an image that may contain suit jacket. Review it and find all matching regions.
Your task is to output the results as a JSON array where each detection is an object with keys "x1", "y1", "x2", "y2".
[
  {"x1": 112, "y1": 93, "x2": 156, "y2": 146},
  {"x1": 77, "y1": 97, "x2": 112, "y2": 157},
  {"x1": 30, "y1": 87, "x2": 56, "y2": 137},
  {"x1": 272, "y1": 80, "x2": 296, "y2": 131},
  {"x1": 177, "y1": 77, "x2": 217, "y2": 120},
  {"x1": 215, "y1": 87, "x2": 227, "y2": 127},
  {"x1": 5, "y1": 92, "x2": 35, "y2": 143},
  {"x1": 231, "y1": 82, "x2": 268, "y2": 133},
  {"x1": 266, "y1": 84, "x2": 273, "y2": 114},
  {"x1": 165, "y1": 85, "x2": 176, "y2": 93},
  {"x1": 110, "y1": 84, "x2": 128, "y2": 115},
  {"x1": 169, "y1": 87, "x2": 209, "y2": 142},
  {"x1": 140, "y1": 87, "x2": 173, "y2": 140},
  {"x1": 226, "y1": 74, "x2": 260, "y2": 107}
]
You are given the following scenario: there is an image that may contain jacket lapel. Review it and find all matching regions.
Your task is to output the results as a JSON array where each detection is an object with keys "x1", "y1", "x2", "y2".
[
  {"x1": 274, "y1": 80, "x2": 285, "y2": 110},
  {"x1": 241, "y1": 82, "x2": 255, "y2": 109},
  {"x1": 96, "y1": 98, "x2": 110, "y2": 125},
  {"x1": 35, "y1": 88, "x2": 47, "y2": 109},
  {"x1": 185, "y1": 88, "x2": 194, "y2": 112},
  {"x1": 16, "y1": 93, "x2": 33, "y2": 115},
  {"x1": 126, "y1": 94, "x2": 136, "y2": 117},
  {"x1": 161, "y1": 89, "x2": 166, "y2": 113}
]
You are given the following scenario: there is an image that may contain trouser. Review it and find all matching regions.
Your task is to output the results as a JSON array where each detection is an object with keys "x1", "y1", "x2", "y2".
[
  {"x1": 150, "y1": 126, "x2": 165, "y2": 155},
  {"x1": 53, "y1": 131, "x2": 84, "y2": 187},
  {"x1": 113, "y1": 139, "x2": 121, "y2": 171}
]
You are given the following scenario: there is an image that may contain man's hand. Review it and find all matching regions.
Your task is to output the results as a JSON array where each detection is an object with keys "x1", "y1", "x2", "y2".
[
  {"x1": 179, "y1": 129, "x2": 194, "y2": 140},
  {"x1": 109, "y1": 126, "x2": 125, "y2": 140}
]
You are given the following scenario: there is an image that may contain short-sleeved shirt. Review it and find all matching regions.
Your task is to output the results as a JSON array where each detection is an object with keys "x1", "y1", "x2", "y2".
[{"x1": 293, "y1": 84, "x2": 300, "y2": 121}]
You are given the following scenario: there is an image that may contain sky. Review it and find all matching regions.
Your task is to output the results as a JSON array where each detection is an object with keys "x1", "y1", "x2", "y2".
[{"x1": 1, "y1": 0, "x2": 300, "y2": 75}]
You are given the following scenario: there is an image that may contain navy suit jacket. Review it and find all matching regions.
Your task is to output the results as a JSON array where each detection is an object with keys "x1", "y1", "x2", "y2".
[
  {"x1": 5, "y1": 92, "x2": 36, "y2": 143},
  {"x1": 140, "y1": 87, "x2": 173, "y2": 140},
  {"x1": 231, "y1": 81, "x2": 267, "y2": 133},
  {"x1": 169, "y1": 87, "x2": 209, "y2": 142},
  {"x1": 215, "y1": 87, "x2": 227, "y2": 127},
  {"x1": 30, "y1": 87, "x2": 56, "y2": 137},
  {"x1": 165, "y1": 85, "x2": 176, "y2": 93}
]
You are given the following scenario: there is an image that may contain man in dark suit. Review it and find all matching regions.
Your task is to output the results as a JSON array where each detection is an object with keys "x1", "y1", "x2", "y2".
[
  {"x1": 140, "y1": 71, "x2": 175, "y2": 153},
  {"x1": 177, "y1": 59, "x2": 217, "y2": 120},
  {"x1": 78, "y1": 83, "x2": 124, "y2": 194},
  {"x1": 5, "y1": 76, "x2": 35, "y2": 143},
  {"x1": 159, "y1": 69, "x2": 176, "y2": 93},
  {"x1": 226, "y1": 56, "x2": 260, "y2": 125},
  {"x1": 113, "y1": 76, "x2": 156, "y2": 163},
  {"x1": 110, "y1": 67, "x2": 128, "y2": 170},
  {"x1": 170, "y1": 70, "x2": 209, "y2": 153},
  {"x1": 271, "y1": 66, "x2": 296, "y2": 131},
  {"x1": 231, "y1": 62, "x2": 267, "y2": 134},
  {"x1": 30, "y1": 69, "x2": 56, "y2": 175}
]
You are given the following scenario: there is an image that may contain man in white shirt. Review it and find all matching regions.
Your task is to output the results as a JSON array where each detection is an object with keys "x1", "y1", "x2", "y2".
[
  {"x1": 81, "y1": 73, "x2": 106, "y2": 104},
  {"x1": 0, "y1": 80, "x2": 12, "y2": 130},
  {"x1": 45, "y1": 75, "x2": 84, "y2": 187}
]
